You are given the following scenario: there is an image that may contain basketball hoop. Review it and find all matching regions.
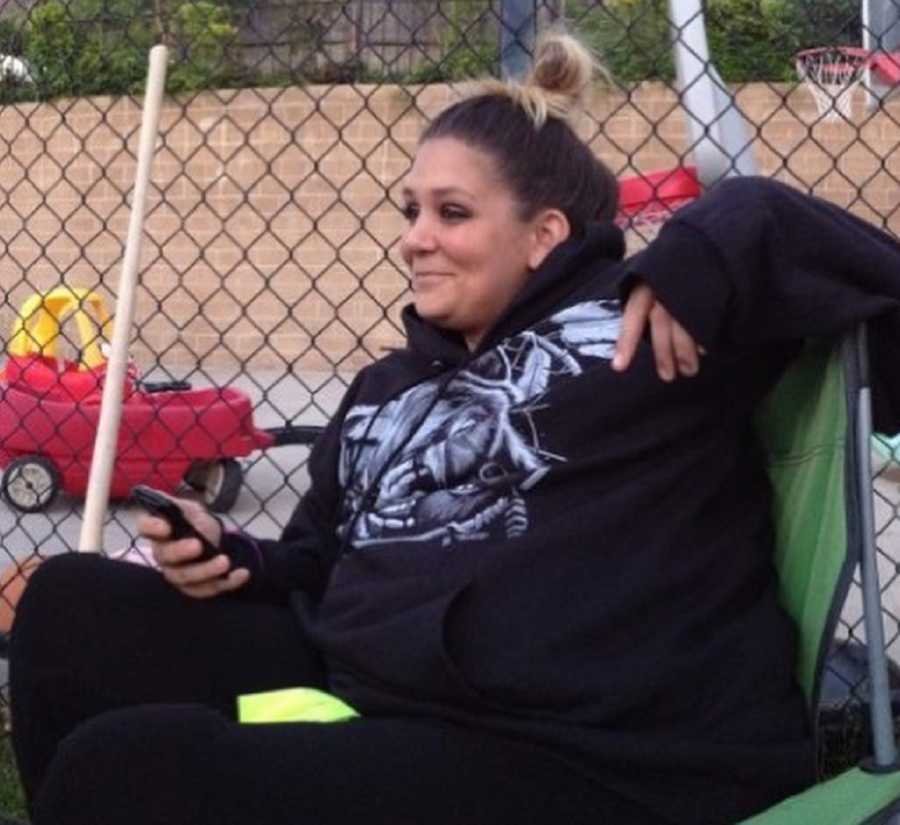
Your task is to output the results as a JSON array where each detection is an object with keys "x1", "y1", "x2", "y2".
[
  {"x1": 616, "y1": 167, "x2": 701, "y2": 250},
  {"x1": 795, "y1": 47, "x2": 871, "y2": 122}
]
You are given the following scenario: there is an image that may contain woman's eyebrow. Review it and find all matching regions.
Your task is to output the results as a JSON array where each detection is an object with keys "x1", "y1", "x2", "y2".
[
  {"x1": 433, "y1": 186, "x2": 474, "y2": 198},
  {"x1": 400, "y1": 184, "x2": 475, "y2": 200}
]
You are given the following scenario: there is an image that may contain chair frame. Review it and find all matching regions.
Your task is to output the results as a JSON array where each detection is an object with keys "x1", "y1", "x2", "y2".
[{"x1": 845, "y1": 324, "x2": 899, "y2": 774}]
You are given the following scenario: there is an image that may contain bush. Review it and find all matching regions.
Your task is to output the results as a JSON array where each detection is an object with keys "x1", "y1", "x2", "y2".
[
  {"x1": 568, "y1": 0, "x2": 675, "y2": 82},
  {"x1": 716, "y1": 0, "x2": 861, "y2": 81},
  {"x1": 167, "y1": 0, "x2": 241, "y2": 93},
  {"x1": 707, "y1": 0, "x2": 799, "y2": 81},
  {"x1": 22, "y1": 1, "x2": 79, "y2": 98},
  {"x1": 568, "y1": 0, "x2": 861, "y2": 82},
  {"x1": 0, "y1": 17, "x2": 25, "y2": 55},
  {"x1": 396, "y1": 0, "x2": 499, "y2": 84},
  {"x1": 0, "y1": 0, "x2": 866, "y2": 98},
  {"x1": 0, "y1": 0, "x2": 240, "y2": 102}
]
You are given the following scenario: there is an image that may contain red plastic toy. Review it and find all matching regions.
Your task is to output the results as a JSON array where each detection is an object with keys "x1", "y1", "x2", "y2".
[{"x1": 0, "y1": 288, "x2": 280, "y2": 513}]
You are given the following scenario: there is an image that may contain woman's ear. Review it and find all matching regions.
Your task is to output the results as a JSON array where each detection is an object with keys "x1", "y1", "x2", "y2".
[{"x1": 528, "y1": 209, "x2": 571, "y2": 270}]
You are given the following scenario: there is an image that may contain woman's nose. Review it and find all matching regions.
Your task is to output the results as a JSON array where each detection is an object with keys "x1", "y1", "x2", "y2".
[{"x1": 401, "y1": 215, "x2": 437, "y2": 260}]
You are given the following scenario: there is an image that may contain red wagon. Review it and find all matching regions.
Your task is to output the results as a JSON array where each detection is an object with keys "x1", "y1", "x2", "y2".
[
  {"x1": 0, "y1": 353, "x2": 277, "y2": 513},
  {"x1": 0, "y1": 287, "x2": 316, "y2": 513}
]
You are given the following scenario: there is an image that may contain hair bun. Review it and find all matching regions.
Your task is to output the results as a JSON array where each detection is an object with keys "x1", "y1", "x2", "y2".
[
  {"x1": 529, "y1": 34, "x2": 594, "y2": 103},
  {"x1": 471, "y1": 30, "x2": 604, "y2": 129},
  {"x1": 516, "y1": 30, "x2": 601, "y2": 127}
]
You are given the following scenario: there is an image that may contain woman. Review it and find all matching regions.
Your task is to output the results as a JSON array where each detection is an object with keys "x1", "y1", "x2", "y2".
[{"x1": 9, "y1": 30, "x2": 900, "y2": 825}]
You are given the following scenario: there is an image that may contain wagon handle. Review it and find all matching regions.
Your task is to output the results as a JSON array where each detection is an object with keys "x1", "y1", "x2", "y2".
[
  {"x1": 79, "y1": 45, "x2": 168, "y2": 553},
  {"x1": 264, "y1": 424, "x2": 324, "y2": 447}
]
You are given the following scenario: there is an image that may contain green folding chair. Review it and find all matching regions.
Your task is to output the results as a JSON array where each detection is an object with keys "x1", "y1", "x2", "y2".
[{"x1": 743, "y1": 325, "x2": 900, "y2": 824}]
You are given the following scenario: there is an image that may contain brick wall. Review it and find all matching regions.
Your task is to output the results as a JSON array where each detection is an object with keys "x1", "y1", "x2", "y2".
[{"x1": 0, "y1": 81, "x2": 897, "y2": 372}]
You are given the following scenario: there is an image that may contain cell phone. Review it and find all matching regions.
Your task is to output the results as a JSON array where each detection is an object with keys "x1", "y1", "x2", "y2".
[{"x1": 131, "y1": 485, "x2": 220, "y2": 563}]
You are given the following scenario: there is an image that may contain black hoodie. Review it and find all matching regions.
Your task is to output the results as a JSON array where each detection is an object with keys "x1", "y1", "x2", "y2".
[{"x1": 227, "y1": 178, "x2": 900, "y2": 825}]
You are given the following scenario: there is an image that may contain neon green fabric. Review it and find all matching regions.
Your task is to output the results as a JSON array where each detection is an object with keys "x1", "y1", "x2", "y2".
[
  {"x1": 737, "y1": 768, "x2": 900, "y2": 825},
  {"x1": 238, "y1": 687, "x2": 360, "y2": 724},
  {"x1": 754, "y1": 339, "x2": 848, "y2": 705}
]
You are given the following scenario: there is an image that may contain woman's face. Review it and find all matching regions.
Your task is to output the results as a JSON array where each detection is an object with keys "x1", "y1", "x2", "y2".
[{"x1": 400, "y1": 137, "x2": 567, "y2": 350}]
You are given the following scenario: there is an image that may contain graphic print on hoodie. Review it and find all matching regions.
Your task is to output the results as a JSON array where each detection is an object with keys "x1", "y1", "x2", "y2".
[{"x1": 337, "y1": 299, "x2": 622, "y2": 550}]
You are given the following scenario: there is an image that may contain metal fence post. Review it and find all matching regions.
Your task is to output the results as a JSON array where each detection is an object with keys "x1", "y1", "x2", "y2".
[{"x1": 500, "y1": 0, "x2": 537, "y2": 80}]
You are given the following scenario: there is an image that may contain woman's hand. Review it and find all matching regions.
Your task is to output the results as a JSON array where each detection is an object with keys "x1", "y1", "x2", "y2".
[
  {"x1": 136, "y1": 496, "x2": 251, "y2": 599},
  {"x1": 612, "y1": 282, "x2": 703, "y2": 381}
]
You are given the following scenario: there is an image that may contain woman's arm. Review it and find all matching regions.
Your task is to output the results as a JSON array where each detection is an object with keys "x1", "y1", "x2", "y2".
[
  {"x1": 621, "y1": 177, "x2": 900, "y2": 349},
  {"x1": 612, "y1": 177, "x2": 900, "y2": 429},
  {"x1": 139, "y1": 374, "x2": 364, "y2": 602}
]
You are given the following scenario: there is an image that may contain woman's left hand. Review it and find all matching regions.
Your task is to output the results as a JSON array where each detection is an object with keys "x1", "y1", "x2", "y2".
[{"x1": 612, "y1": 282, "x2": 703, "y2": 381}]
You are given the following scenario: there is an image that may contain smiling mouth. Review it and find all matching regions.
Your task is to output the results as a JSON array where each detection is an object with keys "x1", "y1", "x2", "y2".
[{"x1": 413, "y1": 272, "x2": 451, "y2": 289}]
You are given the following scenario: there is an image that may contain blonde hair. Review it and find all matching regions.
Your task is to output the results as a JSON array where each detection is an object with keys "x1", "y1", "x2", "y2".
[
  {"x1": 477, "y1": 30, "x2": 605, "y2": 128},
  {"x1": 420, "y1": 29, "x2": 619, "y2": 231}
]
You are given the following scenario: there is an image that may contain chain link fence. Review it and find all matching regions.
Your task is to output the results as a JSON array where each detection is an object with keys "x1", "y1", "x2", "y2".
[{"x1": 0, "y1": 0, "x2": 898, "y2": 777}]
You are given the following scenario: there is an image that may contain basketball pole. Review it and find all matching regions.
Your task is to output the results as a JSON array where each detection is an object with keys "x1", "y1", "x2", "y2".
[
  {"x1": 78, "y1": 45, "x2": 168, "y2": 553},
  {"x1": 667, "y1": 0, "x2": 758, "y2": 184},
  {"x1": 500, "y1": 0, "x2": 537, "y2": 80},
  {"x1": 863, "y1": 0, "x2": 876, "y2": 112}
]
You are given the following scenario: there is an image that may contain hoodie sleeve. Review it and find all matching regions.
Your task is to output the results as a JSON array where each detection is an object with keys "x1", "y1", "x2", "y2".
[
  {"x1": 622, "y1": 176, "x2": 900, "y2": 432},
  {"x1": 223, "y1": 373, "x2": 364, "y2": 603}
]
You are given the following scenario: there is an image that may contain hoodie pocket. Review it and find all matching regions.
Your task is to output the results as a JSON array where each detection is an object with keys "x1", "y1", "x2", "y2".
[
  {"x1": 314, "y1": 581, "x2": 488, "y2": 708},
  {"x1": 435, "y1": 584, "x2": 494, "y2": 706}
]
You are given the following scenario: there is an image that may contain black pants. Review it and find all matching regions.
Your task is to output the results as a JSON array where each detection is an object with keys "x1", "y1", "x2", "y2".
[{"x1": 10, "y1": 553, "x2": 663, "y2": 825}]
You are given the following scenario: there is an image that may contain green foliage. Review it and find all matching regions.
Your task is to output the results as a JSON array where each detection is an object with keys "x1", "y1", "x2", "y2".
[
  {"x1": 568, "y1": 0, "x2": 861, "y2": 82},
  {"x1": 0, "y1": 17, "x2": 25, "y2": 54},
  {"x1": 167, "y1": 1, "x2": 240, "y2": 93},
  {"x1": 706, "y1": 0, "x2": 798, "y2": 81},
  {"x1": 707, "y1": 0, "x2": 860, "y2": 81},
  {"x1": 72, "y1": 0, "x2": 156, "y2": 95},
  {"x1": 401, "y1": 0, "x2": 499, "y2": 83},
  {"x1": 0, "y1": 0, "x2": 240, "y2": 102},
  {"x1": 0, "y1": 15, "x2": 37, "y2": 103},
  {"x1": 764, "y1": 0, "x2": 861, "y2": 46},
  {"x1": 568, "y1": 0, "x2": 674, "y2": 82},
  {"x1": 23, "y1": 1, "x2": 79, "y2": 97},
  {"x1": 22, "y1": 0, "x2": 160, "y2": 97},
  {"x1": 0, "y1": 0, "x2": 867, "y2": 98}
]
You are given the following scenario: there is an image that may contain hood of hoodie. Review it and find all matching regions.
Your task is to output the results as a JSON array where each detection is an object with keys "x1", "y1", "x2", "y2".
[{"x1": 400, "y1": 221, "x2": 627, "y2": 366}]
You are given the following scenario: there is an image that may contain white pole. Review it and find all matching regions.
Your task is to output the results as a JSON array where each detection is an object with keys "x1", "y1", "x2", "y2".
[
  {"x1": 862, "y1": 0, "x2": 876, "y2": 112},
  {"x1": 666, "y1": 0, "x2": 758, "y2": 184},
  {"x1": 78, "y1": 45, "x2": 168, "y2": 553}
]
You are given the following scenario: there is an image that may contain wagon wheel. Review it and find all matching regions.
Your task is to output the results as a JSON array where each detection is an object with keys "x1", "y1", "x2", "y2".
[
  {"x1": 185, "y1": 458, "x2": 242, "y2": 513},
  {"x1": 183, "y1": 460, "x2": 211, "y2": 492},
  {"x1": 2, "y1": 455, "x2": 61, "y2": 513}
]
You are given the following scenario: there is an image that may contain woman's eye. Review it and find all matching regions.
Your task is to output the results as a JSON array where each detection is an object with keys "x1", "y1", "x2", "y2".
[
  {"x1": 401, "y1": 203, "x2": 419, "y2": 222},
  {"x1": 441, "y1": 205, "x2": 469, "y2": 221}
]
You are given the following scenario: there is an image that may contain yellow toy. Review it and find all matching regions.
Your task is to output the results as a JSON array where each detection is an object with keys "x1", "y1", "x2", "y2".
[{"x1": 8, "y1": 286, "x2": 113, "y2": 371}]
